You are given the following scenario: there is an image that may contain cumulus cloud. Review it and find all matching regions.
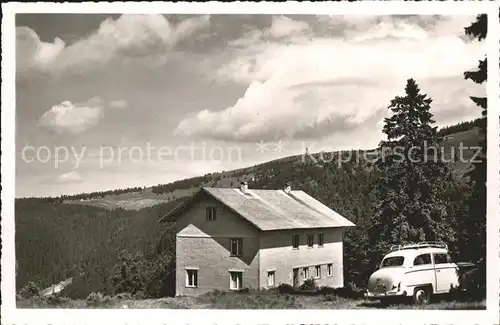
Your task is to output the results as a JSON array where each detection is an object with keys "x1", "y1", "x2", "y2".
[
  {"x1": 16, "y1": 14, "x2": 211, "y2": 76},
  {"x1": 39, "y1": 97, "x2": 104, "y2": 134},
  {"x1": 56, "y1": 171, "x2": 84, "y2": 184},
  {"x1": 176, "y1": 15, "x2": 484, "y2": 142},
  {"x1": 264, "y1": 15, "x2": 310, "y2": 38},
  {"x1": 109, "y1": 100, "x2": 129, "y2": 109},
  {"x1": 16, "y1": 27, "x2": 66, "y2": 74},
  {"x1": 175, "y1": 79, "x2": 390, "y2": 142}
]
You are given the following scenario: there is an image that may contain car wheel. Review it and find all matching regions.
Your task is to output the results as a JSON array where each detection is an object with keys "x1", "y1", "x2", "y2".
[{"x1": 413, "y1": 287, "x2": 431, "y2": 305}]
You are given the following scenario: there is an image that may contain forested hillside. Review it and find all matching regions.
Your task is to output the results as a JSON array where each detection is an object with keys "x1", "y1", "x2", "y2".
[{"x1": 15, "y1": 198, "x2": 185, "y2": 298}]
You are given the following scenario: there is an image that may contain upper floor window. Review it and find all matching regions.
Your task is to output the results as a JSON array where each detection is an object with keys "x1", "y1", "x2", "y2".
[
  {"x1": 317, "y1": 233, "x2": 324, "y2": 247},
  {"x1": 307, "y1": 234, "x2": 314, "y2": 247},
  {"x1": 230, "y1": 238, "x2": 243, "y2": 256},
  {"x1": 292, "y1": 235, "x2": 300, "y2": 249},
  {"x1": 413, "y1": 253, "x2": 432, "y2": 266},
  {"x1": 206, "y1": 207, "x2": 216, "y2": 221}
]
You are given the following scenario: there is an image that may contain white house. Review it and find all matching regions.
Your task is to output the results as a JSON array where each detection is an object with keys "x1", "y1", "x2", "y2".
[{"x1": 160, "y1": 182, "x2": 356, "y2": 296}]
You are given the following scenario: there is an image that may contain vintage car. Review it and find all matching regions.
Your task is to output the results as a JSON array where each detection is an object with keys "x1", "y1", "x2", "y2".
[{"x1": 364, "y1": 241, "x2": 475, "y2": 305}]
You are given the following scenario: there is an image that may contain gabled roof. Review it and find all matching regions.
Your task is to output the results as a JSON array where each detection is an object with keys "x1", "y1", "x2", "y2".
[{"x1": 160, "y1": 187, "x2": 355, "y2": 231}]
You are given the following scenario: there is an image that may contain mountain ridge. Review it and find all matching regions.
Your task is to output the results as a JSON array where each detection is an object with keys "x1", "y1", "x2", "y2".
[{"x1": 58, "y1": 124, "x2": 482, "y2": 210}]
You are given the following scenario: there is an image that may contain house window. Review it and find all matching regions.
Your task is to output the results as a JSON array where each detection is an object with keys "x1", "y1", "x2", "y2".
[
  {"x1": 413, "y1": 253, "x2": 432, "y2": 266},
  {"x1": 229, "y1": 271, "x2": 243, "y2": 290},
  {"x1": 267, "y1": 271, "x2": 275, "y2": 287},
  {"x1": 206, "y1": 207, "x2": 216, "y2": 221},
  {"x1": 302, "y1": 267, "x2": 309, "y2": 280},
  {"x1": 318, "y1": 233, "x2": 324, "y2": 247},
  {"x1": 292, "y1": 235, "x2": 300, "y2": 249},
  {"x1": 185, "y1": 269, "x2": 198, "y2": 288},
  {"x1": 327, "y1": 264, "x2": 333, "y2": 277},
  {"x1": 315, "y1": 265, "x2": 321, "y2": 279},
  {"x1": 230, "y1": 238, "x2": 243, "y2": 256},
  {"x1": 307, "y1": 234, "x2": 314, "y2": 247}
]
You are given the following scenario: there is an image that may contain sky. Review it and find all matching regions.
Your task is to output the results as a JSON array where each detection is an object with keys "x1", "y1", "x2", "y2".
[{"x1": 15, "y1": 14, "x2": 485, "y2": 198}]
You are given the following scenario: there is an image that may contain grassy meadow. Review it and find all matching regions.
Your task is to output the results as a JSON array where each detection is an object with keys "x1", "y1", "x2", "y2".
[{"x1": 17, "y1": 289, "x2": 486, "y2": 310}]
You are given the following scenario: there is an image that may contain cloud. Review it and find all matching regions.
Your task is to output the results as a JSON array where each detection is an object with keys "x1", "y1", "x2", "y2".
[
  {"x1": 39, "y1": 97, "x2": 104, "y2": 134},
  {"x1": 16, "y1": 27, "x2": 66, "y2": 74},
  {"x1": 109, "y1": 100, "x2": 129, "y2": 109},
  {"x1": 176, "y1": 15, "x2": 484, "y2": 142},
  {"x1": 175, "y1": 79, "x2": 391, "y2": 142},
  {"x1": 16, "y1": 14, "x2": 211, "y2": 76},
  {"x1": 56, "y1": 171, "x2": 84, "y2": 184},
  {"x1": 264, "y1": 15, "x2": 310, "y2": 38},
  {"x1": 316, "y1": 15, "x2": 473, "y2": 40}
]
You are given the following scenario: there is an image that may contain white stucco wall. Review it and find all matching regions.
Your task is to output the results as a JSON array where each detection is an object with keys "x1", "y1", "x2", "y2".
[
  {"x1": 176, "y1": 194, "x2": 260, "y2": 296},
  {"x1": 258, "y1": 228, "x2": 344, "y2": 289}
]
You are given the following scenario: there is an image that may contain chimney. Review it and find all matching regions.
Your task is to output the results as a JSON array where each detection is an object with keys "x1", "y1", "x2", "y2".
[
  {"x1": 284, "y1": 181, "x2": 292, "y2": 194},
  {"x1": 240, "y1": 181, "x2": 248, "y2": 193}
]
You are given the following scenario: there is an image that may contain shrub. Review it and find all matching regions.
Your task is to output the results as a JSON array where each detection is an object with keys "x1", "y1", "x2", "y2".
[
  {"x1": 346, "y1": 281, "x2": 365, "y2": 293},
  {"x1": 133, "y1": 291, "x2": 145, "y2": 300},
  {"x1": 277, "y1": 283, "x2": 296, "y2": 294},
  {"x1": 317, "y1": 286, "x2": 337, "y2": 295},
  {"x1": 85, "y1": 292, "x2": 112, "y2": 307},
  {"x1": 323, "y1": 294, "x2": 340, "y2": 302},
  {"x1": 46, "y1": 294, "x2": 70, "y2": 306},
  {"x1": 332, "y1": 286, "x2": 365, "y2": 299},
  {"x1": 198, "y1": 289, "x2": 226, "y2": 304},
  {"x1": 299, "y1": 278, "x2": 318, "y2": 292},
  {"x1": 19, "y1": 281, "x2": 40, "y2": 299}
]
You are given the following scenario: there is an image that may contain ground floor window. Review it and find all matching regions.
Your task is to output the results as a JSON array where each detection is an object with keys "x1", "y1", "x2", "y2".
[
  {"x1": 229, "y1": 271, "x2": 243, "y2": 290},
  {"x1": 315, "y1": 265, "x2": 321, "y2": 278},
  {"x1": 327, "y1": 263, "x2": 333, "y2": 277},
  {"x1": 303, "y1": 267, "x2": 309, "y2": 280},
  {"x1": 267, "y1": 271, "x2": 275, "y2": 287},
  {"x1": 185, "y1": 269, "x2": 198, "y2": 287}
]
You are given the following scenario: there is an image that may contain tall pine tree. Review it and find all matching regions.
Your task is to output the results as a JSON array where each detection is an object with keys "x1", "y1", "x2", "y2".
[
  {"x1": 460, "y1": 14, "x2": 487, "y2": 264},
  {"x1": 368, "y1": 79, "x2": 455, "y2": 262}
]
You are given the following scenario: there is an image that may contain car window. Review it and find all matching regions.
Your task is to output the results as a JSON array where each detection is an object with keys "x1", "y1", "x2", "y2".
[
  {"x1": 381, "y1": 256, "x2": 404, "y2": 268},
  {"x1": 413, "y1": 253, "x2": 432, "y2": 266},
  {"x1": 433, "y1": 253, "x2": 450, "y2": 264}
]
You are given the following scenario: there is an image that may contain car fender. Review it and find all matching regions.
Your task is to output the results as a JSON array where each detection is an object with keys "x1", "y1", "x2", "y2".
[{"x1": 404, "y1": 283, "x2": 433, "y2": 296}]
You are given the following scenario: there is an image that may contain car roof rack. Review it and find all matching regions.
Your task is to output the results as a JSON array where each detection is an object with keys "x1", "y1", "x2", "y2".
[{"x1": 389, "y1": 241, "x2": 448, "y2": 253}]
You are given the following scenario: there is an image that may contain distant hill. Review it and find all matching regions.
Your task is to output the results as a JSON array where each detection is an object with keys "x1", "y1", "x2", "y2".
[{"x1": 58, "y1": 124, "x2": 482, "y2": 211}]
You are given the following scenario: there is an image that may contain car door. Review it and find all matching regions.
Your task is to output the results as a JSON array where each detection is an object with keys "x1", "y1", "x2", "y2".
[
  {"x1": 433, "y1": 253, "x2": 459, "y2": 292},
  {"x1": 407, "y1": 253, "x2": 434, "y2": 289}
]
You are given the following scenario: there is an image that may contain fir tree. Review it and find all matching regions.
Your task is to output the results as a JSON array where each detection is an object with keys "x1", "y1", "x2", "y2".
[
  {"x1": 460, "y1": 14, "x2": 487, "y2": 264},
  {"x1": 368, "y1": 79, "x2": 455, "y2": 260}
]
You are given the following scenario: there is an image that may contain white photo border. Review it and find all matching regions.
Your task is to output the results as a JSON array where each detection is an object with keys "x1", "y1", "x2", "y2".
[{"x1": 2, "y1": 2, "x2": 499, "y2": 325}]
